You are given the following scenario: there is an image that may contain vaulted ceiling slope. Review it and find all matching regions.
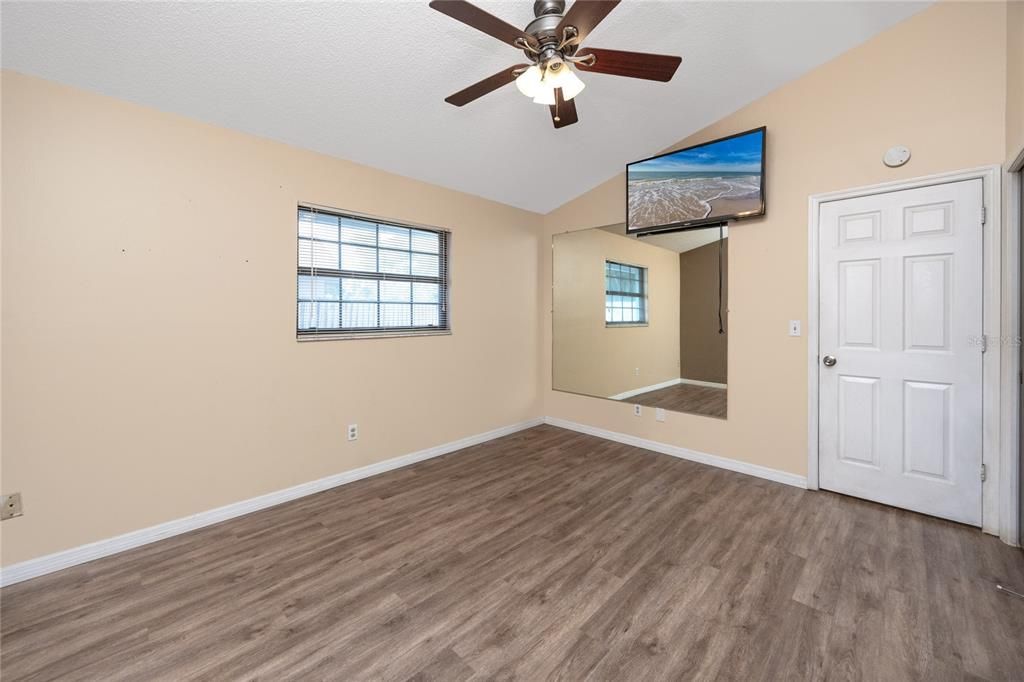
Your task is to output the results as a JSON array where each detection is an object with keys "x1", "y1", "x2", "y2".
[{"x1": 1, "y1": 1, "x2": 928, "y2": 213}]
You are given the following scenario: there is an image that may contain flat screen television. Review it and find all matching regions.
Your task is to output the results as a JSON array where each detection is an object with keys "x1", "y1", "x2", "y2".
[{"x1": 626, "y1": 126, "x2": 765, "y2": 234}]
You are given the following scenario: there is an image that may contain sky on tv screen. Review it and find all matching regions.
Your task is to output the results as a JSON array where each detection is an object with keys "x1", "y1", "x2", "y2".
[{"x1": 629, "y1": 129, "x2": 763, "y2": 177}]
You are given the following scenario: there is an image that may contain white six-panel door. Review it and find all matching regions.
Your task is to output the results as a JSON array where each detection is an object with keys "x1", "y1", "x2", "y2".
[{"x1": 818, "y1": 179, "x2": 984, "y2": 525}]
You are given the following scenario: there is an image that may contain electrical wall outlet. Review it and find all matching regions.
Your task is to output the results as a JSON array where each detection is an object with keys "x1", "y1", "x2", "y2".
[
  {"x1": 655, "y1": 408, "x2": 666, "y2": 422},
  {"x1": 347, "y1": 424, "x2": 358, "y2": 441},
  {"x1": 1, "y1": 493, "x2": 23, "y2": 520},
  {"x1": 634, "y1": 404, "x2": 642, "y2": 417},
  {"x1": 634, "y1": 367, "x2": 640, "y2": 377}
]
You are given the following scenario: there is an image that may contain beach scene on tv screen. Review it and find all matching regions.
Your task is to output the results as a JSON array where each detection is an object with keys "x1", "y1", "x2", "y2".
[{"x1": 628, "y1": 130, "x2": 763, "y2": 230}]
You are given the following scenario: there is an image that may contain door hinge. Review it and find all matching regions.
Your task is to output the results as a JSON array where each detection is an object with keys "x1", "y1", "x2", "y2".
[
  {"x1": 980, "y1": 335, "x2": 987, "y2": 353},
  {"x1": 980, "y1": 206, "x2": 987, "y2": 226},
  {"x1": 981, "y1": 464, "x2": 987, "y2": 482}
]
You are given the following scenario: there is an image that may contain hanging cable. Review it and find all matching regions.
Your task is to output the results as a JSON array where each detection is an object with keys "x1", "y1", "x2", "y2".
[{"x1": 718, "y1": 223, "x2": 725, "y2": 335}]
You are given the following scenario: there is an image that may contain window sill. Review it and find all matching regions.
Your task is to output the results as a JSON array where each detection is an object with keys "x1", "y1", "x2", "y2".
[
  {"x1": 297, "y1": 329, "x2": 452, "y2": 342},
  {"x1": 605, "y1": 323, "x2": 649, "y2": 328}
]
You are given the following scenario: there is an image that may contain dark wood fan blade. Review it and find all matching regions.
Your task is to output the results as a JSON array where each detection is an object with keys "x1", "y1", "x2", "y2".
[
  {"x1": 444, "y1": 64, "x2": 530, "y2": 106},
  {"x1": 576, "y1": 47, "x2": 681, "y2": 81},
  {"x1": 549, "y1": 88, "x2": 579, "y2": 129},
  {"x1": 429, "y1": 0, "x2": 537, "y2": 49},
  {"x1": 557, "y1": 0, "x2": 620, "y2": 47}
]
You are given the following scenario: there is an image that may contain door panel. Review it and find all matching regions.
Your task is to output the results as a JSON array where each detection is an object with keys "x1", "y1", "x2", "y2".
[
  {"x1": 818, "y1": 179, "x2": 984, "y2": 525},
  {"x1": 904, "y1": 253, "x2": 953, "y2": 351},
  {"x1": 839, "y1": 260, "x2": 880, "y2": 348},
  {"x1": 903, "y1": 380, "x2": 951, "y2": 480},
  {"x1": 837, "y1": 375, "x2": 879, "y2": 467}
]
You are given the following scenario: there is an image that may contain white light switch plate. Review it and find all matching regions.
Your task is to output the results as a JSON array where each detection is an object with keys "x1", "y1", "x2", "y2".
[{"x1": 789, "y1": 320, "x2": 802, "y2": 336}]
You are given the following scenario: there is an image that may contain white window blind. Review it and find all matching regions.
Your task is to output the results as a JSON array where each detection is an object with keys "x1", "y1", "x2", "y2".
[
  {"x1": 605, "y1": 260, "x2": 648, "y2": 325},
  {"x1": 297, "y1": 206, "x2": 450, "y2": 338}
]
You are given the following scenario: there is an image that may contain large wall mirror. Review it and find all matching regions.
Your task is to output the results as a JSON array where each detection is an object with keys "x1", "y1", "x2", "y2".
[{"x1": 553, "y1": 224, "x2": 728, "y2": 419}]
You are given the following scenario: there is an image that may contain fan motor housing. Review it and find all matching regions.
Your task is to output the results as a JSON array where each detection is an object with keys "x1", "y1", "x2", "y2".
[
  {"x1": 525, "y1": 14, "x2": 562, "y2": 43},
  {"x1": 533, "y1": 0, "x2": 564, "y2": 17},
  {"x1": 523, "y1": 1, "x2": 578, "y2": 62},
  {"x1": 527, "y1": 0, "x2": 566, "y2": 47}
]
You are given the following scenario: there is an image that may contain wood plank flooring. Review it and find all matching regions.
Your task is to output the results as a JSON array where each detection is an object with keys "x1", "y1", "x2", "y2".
[
  {"x1": 624, "y1": 383, "x2": 727, "y2": 419},
  {"x1": 2, "y1": 425, "x2": 1022, "y2": 680}
]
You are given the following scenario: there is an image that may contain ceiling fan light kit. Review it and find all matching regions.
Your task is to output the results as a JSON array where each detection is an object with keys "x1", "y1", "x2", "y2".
[
  {"x1": 430, "y1": 0, "x2": 682, "y2": 129},
  {"x1": 515, "y1": 64, "x2": 544, "y2": 97},
  {"x1": 518, "y1": 60, "x2": 586, "y2": 104}
]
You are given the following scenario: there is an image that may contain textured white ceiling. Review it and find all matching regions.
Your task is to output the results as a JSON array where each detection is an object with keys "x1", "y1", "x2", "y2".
[{"x1": 1, "y1": 1, "x2": 928, "y2": 213}]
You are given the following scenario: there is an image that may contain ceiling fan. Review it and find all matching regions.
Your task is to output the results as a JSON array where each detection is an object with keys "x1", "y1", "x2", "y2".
[{"x1": 429, "y1": 0, "x2": 682, "y2": 129}]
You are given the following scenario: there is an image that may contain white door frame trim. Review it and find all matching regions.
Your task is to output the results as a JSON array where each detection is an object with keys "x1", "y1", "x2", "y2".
[
  {"x1": 1004, "y1": 149, "x2": 1024, "y2": 547},
  {"x1": 807, "y1": 165, "x2": 1015, "y2": 543}
]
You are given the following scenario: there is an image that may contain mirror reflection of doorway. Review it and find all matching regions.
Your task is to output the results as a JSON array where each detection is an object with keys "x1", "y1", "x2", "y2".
[
  {"x1": 1019, "y1": 168, "x2": 1023, "y2": 544},
  {"x1": 552, "y1": 224, "x2": 727, "y2": 419}
]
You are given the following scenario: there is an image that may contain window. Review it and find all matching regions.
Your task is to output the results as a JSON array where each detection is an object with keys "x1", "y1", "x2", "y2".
[
  {"x1": 297, "y1": 206, "x2": 450, "y2": 339},
  {"x1": 605, "y1": 260, "x2": 647, "y2": 325}
]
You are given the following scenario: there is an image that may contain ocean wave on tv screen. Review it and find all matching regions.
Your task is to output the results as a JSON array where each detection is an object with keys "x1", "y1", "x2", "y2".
[{"x1": 627, "y1": 174, "x2": 761, "y2": 229}]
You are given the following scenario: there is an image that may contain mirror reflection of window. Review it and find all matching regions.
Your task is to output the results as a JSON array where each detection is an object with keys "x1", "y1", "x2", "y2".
[{"x1": 605, "y1": 261, "x2": 648, "y2": 325}]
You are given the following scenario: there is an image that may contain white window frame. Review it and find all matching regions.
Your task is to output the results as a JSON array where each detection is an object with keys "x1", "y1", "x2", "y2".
[
  {"x1": 604, "y1": 260, "x2": 649, "y2": 327},
  {"x1": 296, "y1": 204, "x2": 452, "y2": 341}
]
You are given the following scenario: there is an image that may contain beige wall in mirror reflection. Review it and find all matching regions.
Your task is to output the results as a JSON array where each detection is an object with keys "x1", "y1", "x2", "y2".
[
  {"x1": 679, "y1": 238, "x2": 728, "y2": 385},
  {"x1": 553, "y1": 229, "x2": 680, "y2": 399}
]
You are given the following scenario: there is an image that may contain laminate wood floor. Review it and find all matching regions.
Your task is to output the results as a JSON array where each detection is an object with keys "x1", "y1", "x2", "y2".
[
  {"x1": 625, "y1": 383, "x2": 727, "y2": 419},
  {"x1": 2, "y1": 425, "x2": 1022, "y2": 681}
]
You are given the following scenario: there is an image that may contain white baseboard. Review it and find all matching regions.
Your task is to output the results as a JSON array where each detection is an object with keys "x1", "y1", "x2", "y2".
[
  {"x1": 1, "y1": 415, "x2": 808, "y2": 587},
  {"x1": 608, "y1": 378, "x2": 682, "y2": 400},
  {"x1": 544, "y1": 416, "x2": 807, "y2": 489},
  {"x1": 0, "y1": 417, "x2": 544, "y2": 588},
  {"x1": 678, "y1": 378, "x2": 728, "y2": 390},
  {"x1": 608, "y1": 377, "x2": 727, "y2": 400}
]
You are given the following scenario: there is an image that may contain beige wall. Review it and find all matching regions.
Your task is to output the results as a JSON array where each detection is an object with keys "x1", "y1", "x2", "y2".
[
  {"x1": 0, "y1": 1, "x2": 1015, "y2": 568},
  {"x1": 680, "y1": 239, "x2": 727, "y2": 385},
  {"x1": 1007, "y1": 0, "x2": 1023, "y2": 162},
  {"x1": 0, "y1": 71, "x2": 543, "y2": 566},
  {"x1": 542, "y1": 1, "x2": 1008, "y2": 475},
  {"x1": 553, "y1": 229, "x2": 679, "y2": 398}
]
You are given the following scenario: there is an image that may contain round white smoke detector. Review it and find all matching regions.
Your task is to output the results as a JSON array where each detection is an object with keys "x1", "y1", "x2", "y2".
[{"x1": 883, "y1": 145, "x2": 911, "y2": 168}]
